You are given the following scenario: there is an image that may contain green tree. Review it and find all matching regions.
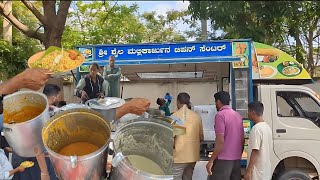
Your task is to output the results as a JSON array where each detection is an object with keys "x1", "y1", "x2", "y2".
[
  {"x1": 0, "y1": 0, "x2": 71, "y2": 49},
  {"x1": 62, "y1": 1, "x2": 147, "y2": 48},
  {"x1": 0, "y1": 2, "x2": 42, "y2": 79},
  {"x1": 141, "y1": 10, "x2": 188, "y2": 43},
  {"x1": 188, "y1": 1, "x2": 287, "y2": 44},
  {"x1": 0, "y1": 38, "x2": 41, "y2": 79},
  {"x1": 62, "y1": 1, "x2": 190, "y2": 48},
  {"x1": 188, "y1": 1, "x2": 320, "y2": 76}
]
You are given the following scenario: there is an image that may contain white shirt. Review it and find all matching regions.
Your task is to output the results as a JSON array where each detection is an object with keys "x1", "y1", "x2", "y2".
[
  {"x1": 0, "y1": 149, "x2": 13, "y2": 179},
  {"x1": 247, "y1": 122, "x2": 272, "y2": 180}
]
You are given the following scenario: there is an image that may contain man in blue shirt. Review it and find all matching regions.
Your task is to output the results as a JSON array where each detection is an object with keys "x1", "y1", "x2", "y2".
[{"x1": 157, "y1": 97, "x2": 171, "y2": 116}]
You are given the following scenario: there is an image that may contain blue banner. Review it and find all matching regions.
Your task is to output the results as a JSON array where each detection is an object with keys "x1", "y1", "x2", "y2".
[{"x1": 89, "y1": 41, "x2": 232, "y2": 61}]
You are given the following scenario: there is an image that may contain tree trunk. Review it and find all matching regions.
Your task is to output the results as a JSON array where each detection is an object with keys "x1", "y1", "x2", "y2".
[
  {"x1": 0, "y1": 0, "x2": 71, "y2": 49},
  {"x1": 200, "y1": 19, "x2": 207, "y2": 41},
  {"x1": 2, "y1": 1, "x2": 12, "y2": 46},
  {"x1": 307, "y1": 30, "x2": 314, "y2": 77},
  {"x1": 292, "y1": 32, "x2": 305, "y2": 65},
  {"x1": 43, "y1": 27, "x2": 63, "y2": 48}
]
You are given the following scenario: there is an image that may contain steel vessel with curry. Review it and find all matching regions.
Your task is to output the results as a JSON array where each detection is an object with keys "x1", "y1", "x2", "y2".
[
  {"x1": 3, "y1": 91, "x2": 50, "y2": 157},
  {"x1": 42, "y1": 109, "x2": 111, "y2": 180}
]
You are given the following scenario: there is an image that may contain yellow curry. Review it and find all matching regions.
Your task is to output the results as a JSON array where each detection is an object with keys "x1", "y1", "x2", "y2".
[
  {"x1": 58, "y1": 142, "x2": 99, "y2": 156},
  {"x1": 3, "y1": 106, "x2": 44, "y2": 124}
]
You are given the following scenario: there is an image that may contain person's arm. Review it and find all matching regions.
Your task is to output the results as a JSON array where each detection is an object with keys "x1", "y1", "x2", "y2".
[
  {"x1": 74, "y1": 79, "x2": 86, "y2": 97},
  {"x1": 206, "y1": 113, "x2": 225, "y2": 175},
  {"x1": 245, "y1": 149, "x2": 259, "y2": 180},
  {"x1": 0, "y1": 77, "x2": 21, "y2": 95},
  {"x1": 9, "y1": 166, "x2": 24, "y2": 177},
  {"x1": 115, "y1": 98, "x2": 150, "y2": 120},
  {"x1": 199, "y1": 116, "x2": 204, "y2": 141},
  {"x1": 113, "y1": 67, "x2": 122, "y2": 79},
  {"x1": 210, "y1": 114, "x2": 225, "y2": 160},
  {"x1": 102, "y1": 80, "x2": 109, "y2": 96},
  {"x1": 0, "y1": 68, "x2": 51, "y2": 95},
  {"x1": 36, "y1": 153, "x2": 49, "y2": 179},
  {"x1": 245, "y1": 128, "x2": 262, "y2": 180},
  {"x1": 103, "y1": 66, "x2": 111, "y2": 80},
  {"x1": 166, "y1": 99, "x2": 171, "y2": 107},
  {"x1": 210, "y1": 134, "x2": 224, "y2": 160}
]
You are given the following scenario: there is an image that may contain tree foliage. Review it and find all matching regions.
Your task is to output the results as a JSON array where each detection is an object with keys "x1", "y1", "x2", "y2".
[
  {"x1": 0, "y1": 0, "x2": 71, "y2": 48},
  {"x1": 1, "y1": 1, "x2": 193, "y2": 78},
  {"x1": 141, "y1": 10, "x2": 188, "y2": 43},
  {"x1": 62, "y1": 1, "x2": 189, "y2": 48},
  {"x1": 188, "y1": 1, "x2": 320, "y2": 76},
  {"x1": 0, "y1": 2, "x2": 42, "y2": 79},
  {"x1": 62, "y1": 1, "x2": 146, "y2": 48},
  {"x1": 0, "y1": 38, "x2": 41, "y2": 79}
]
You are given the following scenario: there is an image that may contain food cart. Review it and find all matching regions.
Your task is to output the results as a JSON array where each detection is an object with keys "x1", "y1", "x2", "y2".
[
  {"x1": 75, "y1": 39, "x2": 253, "y2": 165},
  {"x1": 75, "y1": 39, "x2": 313, "y2": 170}
]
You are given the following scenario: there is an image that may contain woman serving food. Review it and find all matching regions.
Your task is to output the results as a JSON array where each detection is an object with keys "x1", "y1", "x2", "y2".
[{"x1": 74, "y1": 63, "x2": 109, "y2": 104}]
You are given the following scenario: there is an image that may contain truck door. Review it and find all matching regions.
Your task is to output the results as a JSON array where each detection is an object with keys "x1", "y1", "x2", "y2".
[{"x1": 270, "y1": 88, "x2": 320, "y2": 163}]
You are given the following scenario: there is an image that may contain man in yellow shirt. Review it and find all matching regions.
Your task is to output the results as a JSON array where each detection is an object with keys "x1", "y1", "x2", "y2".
[{"x1": 173, "y1": 92, "x2": 204, "y2": 180}]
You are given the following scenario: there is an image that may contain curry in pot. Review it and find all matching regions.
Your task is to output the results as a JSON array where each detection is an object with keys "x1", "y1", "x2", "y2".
[
  {"x1": 4, "y1": 106, "x2": 44, "y2": 124},
  {"x1": 58, "y1": 142, "x2": 99, "y2": 156}
]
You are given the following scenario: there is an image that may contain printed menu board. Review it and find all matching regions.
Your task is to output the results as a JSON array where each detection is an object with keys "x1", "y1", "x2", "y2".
[
  {"x1": 232, "y1": 41, "x2": 311, "y2": 80},
  {"x1": 252, "y1": 42, "x2": 311, "y2": 80},
  {"x1": 232, "y1": 42, "x2": 249, "y2": 68}
]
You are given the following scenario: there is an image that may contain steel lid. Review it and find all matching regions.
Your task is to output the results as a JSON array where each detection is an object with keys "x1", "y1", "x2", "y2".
[{"x1": 85, "y1": 97, "x2": 125, "y2": 110}]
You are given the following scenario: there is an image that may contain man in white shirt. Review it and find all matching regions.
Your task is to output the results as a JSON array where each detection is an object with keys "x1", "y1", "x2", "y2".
[
  {"x1": 0, "y1": 149, "x2": 25, "y2": 179},
  {"x1": 245, "y1": 101, "x2": 273, "y2": 180}
]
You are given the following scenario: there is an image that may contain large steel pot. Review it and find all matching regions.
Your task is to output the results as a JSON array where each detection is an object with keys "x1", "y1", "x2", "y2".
[
  {"x1": 111, "y1": 117, "x2": 173, "y2": 180},
  {"x1": 85, "y1": 97, "x2": 125, "y2": 123},
  {"x1": 3, "y1": 91, "x2": 50, "y2": 157},
  {"x1": 42, "y1": 109, "x2": 111, "y2": 180}
]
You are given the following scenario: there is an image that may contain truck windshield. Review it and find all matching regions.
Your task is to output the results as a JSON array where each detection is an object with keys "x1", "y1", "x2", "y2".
[{"x1": 277, "y1": 91, "x2": 320, "y2": 127}]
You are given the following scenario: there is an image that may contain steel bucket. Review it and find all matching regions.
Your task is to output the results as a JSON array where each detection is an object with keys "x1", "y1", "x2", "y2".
[
  {"x1": 3, "y1": 91, "x2": 49, "y2": 157},
  {"x1": 42, "y1": 109, "x2": 111, "y2": 180},
  {"x1": 85, "y1": 98, "x2": 125, "y2": 123},
  {"x1": 111, "y1": 117, "x2": 173, "y2": 180}
]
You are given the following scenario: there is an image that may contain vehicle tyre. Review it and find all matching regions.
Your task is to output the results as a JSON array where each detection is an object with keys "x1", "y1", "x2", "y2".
[{"x1": 277, "y1": 169, "x2": 312, "y2": 180}]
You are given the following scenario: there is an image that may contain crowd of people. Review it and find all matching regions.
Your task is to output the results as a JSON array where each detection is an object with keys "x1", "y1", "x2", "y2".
[
  {"x1": 0, "y1": 54, "x2": 273, "y2": 180},
  {"x1": 171, "y1": 91, "x2": 272, "y2": 180}
]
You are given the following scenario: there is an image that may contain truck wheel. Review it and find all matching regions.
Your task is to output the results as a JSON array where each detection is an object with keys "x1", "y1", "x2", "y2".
[{"x1": 277, "y1": 169, "x2": 312, "y2": 180}]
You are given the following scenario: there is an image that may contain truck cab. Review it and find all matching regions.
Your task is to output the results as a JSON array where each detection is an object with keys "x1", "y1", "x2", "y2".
[{"x1": 257, "y1": 84, "x2": 320, "y2": 180}]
